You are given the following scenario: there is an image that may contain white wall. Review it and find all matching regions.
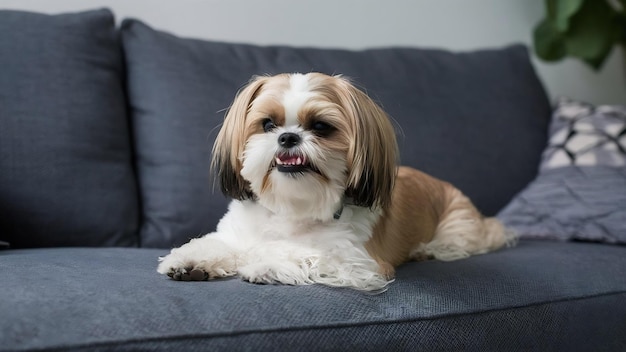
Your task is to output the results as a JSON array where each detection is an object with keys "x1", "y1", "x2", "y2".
[{"x1": 2, "y1": 0, "x2": 625, "y2": 105}]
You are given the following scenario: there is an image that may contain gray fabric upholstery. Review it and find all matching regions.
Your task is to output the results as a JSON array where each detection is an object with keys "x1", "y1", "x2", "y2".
[
  {"x1": 1, "y1": 241, "x2": 624, "y2": 351},
  {"x1": 0, "y1": 9, "x2": 139, "y2": 248},
  {"x1": 121, "y1": 19, "x2": 551, "y2": 248}
]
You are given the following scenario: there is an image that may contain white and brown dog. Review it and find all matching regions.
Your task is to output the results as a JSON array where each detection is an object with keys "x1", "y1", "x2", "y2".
[{"x1": 157, "y1": 73, "x2": 514, "y2": 291}]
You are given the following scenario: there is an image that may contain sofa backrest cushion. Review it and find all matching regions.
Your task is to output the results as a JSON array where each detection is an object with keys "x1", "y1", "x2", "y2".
[
  {"x1": 121, "y1": 19, "x2": 551, "y2": 249},
  {"x1": 0, "y1": 9, "x2": 139, "y2": 248}
]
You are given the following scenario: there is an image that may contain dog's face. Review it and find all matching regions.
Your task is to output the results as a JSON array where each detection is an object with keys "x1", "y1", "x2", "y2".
[{"x1": 212, "y1": 73, "x2": 398, "y2": 220}]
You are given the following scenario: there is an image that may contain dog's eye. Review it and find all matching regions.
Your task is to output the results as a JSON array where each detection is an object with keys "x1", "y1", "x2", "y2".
[
  {"x1": 311, "y1": 121, "x2": 333, "y2": 135},
  {"x1": 262, "y1": 119, "x2": 276, "y2": 132}
]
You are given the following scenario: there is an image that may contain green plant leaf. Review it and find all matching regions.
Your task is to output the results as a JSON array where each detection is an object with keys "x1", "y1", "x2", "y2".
[
  {"x1": 583, "y1": 56, "x2": 607, "y2": 70},
  {"x1": 565, "y1": 0, "x2": 621, "y2": 69},
  {"x1": 533, "y1": 19, "x2": 566, "y2": 61},
  {"x1": 547, "y1": 0, "x2": 585, "y2": 31}
]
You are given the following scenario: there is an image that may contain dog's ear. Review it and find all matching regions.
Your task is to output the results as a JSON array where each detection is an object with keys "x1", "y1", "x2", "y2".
[
  {"x1": 337, "y1": 78, "x2": 398, "y2": 209},
  {"x1": 212, "y1": 76, "x2": 268, "y2": 200}
]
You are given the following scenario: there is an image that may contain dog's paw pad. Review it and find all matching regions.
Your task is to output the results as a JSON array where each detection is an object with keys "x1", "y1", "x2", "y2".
[
  {"x1": 168, "y1": 267, "x2": 208, "y2": 281},
  {"x1": 190, "y1": 269, "x2": 208, "y2": 281}
]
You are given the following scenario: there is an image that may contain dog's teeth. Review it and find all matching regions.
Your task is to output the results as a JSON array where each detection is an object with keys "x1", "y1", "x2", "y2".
[{"x1": 275, "y1": 155, "x2": 307, "y2": 167}]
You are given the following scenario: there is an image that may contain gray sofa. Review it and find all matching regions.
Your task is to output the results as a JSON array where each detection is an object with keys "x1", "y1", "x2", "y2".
[{"x1": 1, "y1": 9, "x2": 625, "y2": 352}]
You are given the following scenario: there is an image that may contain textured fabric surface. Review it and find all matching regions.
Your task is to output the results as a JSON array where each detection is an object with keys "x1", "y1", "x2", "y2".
[
  {"x1": 0, "y1": 9, "x2": 139, "y2": 248},
  {"x1": 1, "y1": 241, "x2": 625, "y2": 351},
  {"x1": 498, "y1": 166, "x2": 626, "y2": 244},
  {"x1": 541, "y1": 99, "x2": 625, "y2": 170},
  {"x1": 121, "y1": 19, "x2": 551, "y2": 248},
  {"x1": 498, "y1": 99, "x2": 626, "y2": 244}
]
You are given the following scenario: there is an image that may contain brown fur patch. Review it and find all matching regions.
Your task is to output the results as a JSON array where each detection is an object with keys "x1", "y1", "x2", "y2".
[
  {"x1": 307, "y1": 73, "x2": 399, "y2": 209},
  {"x1": 366, "y1": 167, "x2": 453, "y2": 276}
]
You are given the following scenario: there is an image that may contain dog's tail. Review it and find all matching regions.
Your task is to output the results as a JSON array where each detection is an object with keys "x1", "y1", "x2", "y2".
[{"x1": 483, "y1": 216, "x2": 518, "y2": 249}]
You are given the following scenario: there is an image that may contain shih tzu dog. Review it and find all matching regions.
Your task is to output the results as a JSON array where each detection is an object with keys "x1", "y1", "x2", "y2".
[{"x1": 157, "y1": 72, "x2": 514, "y2": 291}]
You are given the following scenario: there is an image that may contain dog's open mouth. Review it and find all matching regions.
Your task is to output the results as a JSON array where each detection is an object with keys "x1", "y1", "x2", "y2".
[{"x1": 274, "y1": 152, "x2": 313, "y2": 173}]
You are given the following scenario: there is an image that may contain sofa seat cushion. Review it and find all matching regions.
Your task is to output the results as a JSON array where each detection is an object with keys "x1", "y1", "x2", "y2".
[
  {"x1": 121, "y1": 19, "x2": 551, "y2": 248},
  {"x1": 0, "y1": 9, "x2": 139, "y2": 248},
  {"x1": 1, "y1": 241, "x2": 624, "y2": 351}
]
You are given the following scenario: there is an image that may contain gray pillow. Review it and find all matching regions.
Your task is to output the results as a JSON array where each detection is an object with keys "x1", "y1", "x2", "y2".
[
  {"x1": 0, "y1": 9, "x2": 139, "y2": 248},
  {"x1": 121, "y1": 19, "x2": 551, "y2": 248},
  {"x1": 498, "y1": 99, "x2": 626, "y2": 244}
]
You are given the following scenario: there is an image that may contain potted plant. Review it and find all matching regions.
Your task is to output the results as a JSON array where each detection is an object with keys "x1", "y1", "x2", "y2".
[{"x1": 533, "y1": 0, "x2": 626, "y2": 70}]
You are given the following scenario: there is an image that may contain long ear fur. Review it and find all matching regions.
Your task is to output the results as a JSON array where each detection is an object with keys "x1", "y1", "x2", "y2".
[
  {"x1": 211, "y1": 76, "x2": 268, "y2": 200},
  {"x1": 338, "y1": 78, "x2": 398, "y2": 209}
]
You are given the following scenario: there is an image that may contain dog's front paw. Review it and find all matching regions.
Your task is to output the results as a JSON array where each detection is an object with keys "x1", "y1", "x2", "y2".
[
  {"x1": 238, "y1": 264, "x2": 280, "y2": 285},
  {"x1": 163, "y1": 261, "x2": 237, "y2": 281},
  {"x1": 157, "y1": 237, "x2": 238, "y2": 281},
  {"x1": 159, "y1": 258, "x2": 238, "y2": 281},
  {"x1": 238, "y1": 261, "x2": 313, "y2": 286},
  {"x1": 167, "y1": 266, "x2": 209, "y2": 281}
]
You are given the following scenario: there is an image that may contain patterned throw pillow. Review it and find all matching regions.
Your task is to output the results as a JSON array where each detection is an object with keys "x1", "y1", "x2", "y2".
[
  {"x1": 498, "y1": 99, "x2": 626, "y2": 244},
  {"x1": 541, "y1": 99, "x2": 625, "y2": 170}
]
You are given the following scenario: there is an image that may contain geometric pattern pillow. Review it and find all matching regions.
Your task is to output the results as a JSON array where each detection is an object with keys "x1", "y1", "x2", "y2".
[
  {"x1": 541, "y1": 98, "x2": 626, "y2": 170},
  {"x1": 498, "y1": 99, "x2": 626, "y2": 244}
]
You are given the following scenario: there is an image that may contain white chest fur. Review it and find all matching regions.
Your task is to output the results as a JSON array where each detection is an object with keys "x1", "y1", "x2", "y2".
[{"x1": 156, "y1": 199, "x2": 392, "y2": 291}]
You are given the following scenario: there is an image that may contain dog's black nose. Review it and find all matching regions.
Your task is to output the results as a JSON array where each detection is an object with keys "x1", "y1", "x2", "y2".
[{"x1": 278, "y1": 133, "x2": 301, "y2": 148}]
